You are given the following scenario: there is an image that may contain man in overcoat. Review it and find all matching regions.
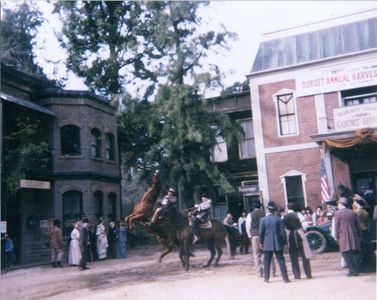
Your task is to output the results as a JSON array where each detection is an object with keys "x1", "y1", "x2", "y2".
[
  {"x1": 50, "y1": 219, "x2": 64, "y2": 268},
  {"x1": 283, "y1": 202, "x2": 312, "y2": 279},
  {"x1": 334, "y1": 197, "x2": 361, "y2": 276},
  {"x1": 259, "y1": 201, "x2": 290, "y2": 283}
]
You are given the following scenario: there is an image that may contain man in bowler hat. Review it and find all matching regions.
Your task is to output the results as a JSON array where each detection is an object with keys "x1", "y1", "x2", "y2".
[
  {"x1": 334, "y1": 197, "x2": 361, "y2": 276},
  {"x1": 259, "y1": 201, "x2": 290, "y2": 283}
]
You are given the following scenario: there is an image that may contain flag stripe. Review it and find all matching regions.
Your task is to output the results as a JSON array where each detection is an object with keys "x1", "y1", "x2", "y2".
[{"x1": 321, "y1": 158, "x2": 331, "y2": 203}]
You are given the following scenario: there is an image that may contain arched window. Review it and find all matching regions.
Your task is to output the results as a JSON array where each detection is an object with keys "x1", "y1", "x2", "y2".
[
  {"x1": 63, "y1": 191, "x2": 83, "y2": 235},
  {"x1": 105, "y1": 133, "x2": 115, "y2": 161},
  {"x1": 61, "y1": 125, "x2": 81, "y2": 155},
  {"x1": 91, "y1": 128, "x2": 101, "y2": 158},
  {"x1": 107, "y1": 193, "x2": 117, "y2": 222},
  {"x1": 93, "y1": 191, "x2": 103, "y2": 222}
]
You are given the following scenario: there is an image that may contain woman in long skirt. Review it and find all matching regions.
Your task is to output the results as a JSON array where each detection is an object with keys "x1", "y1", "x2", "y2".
[
  {"x1": 116, "y1": 221, "x2": 128, "y2": 259},
  {"x1": 96, "y1": 217, "x2": 108, "y2": 260},
  {"x1": 68, "y1": 222, "x2": 81, "y2": 266}
]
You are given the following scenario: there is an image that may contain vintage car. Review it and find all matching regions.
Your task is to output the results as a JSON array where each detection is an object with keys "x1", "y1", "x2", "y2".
[{"x1": 305, "y1": 224, "x2": 338, "y2": 254}]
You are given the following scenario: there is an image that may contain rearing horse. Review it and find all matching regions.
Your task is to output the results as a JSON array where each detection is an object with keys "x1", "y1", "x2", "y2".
[{"x1": 125, "y1": 170, "x2": 161, "y2": 229}]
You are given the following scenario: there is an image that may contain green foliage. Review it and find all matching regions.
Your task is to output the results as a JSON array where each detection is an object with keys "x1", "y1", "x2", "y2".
[
  {"x1": 3, "y1": 110, "x2": 51, "y2": 195},
  {"x1": 0, "y1": 2, "x2": 47, "y2": 80},
  {"x1": 221, "y1": 80, "x2": 250, "y2": 96},
  {"x1": 55, "y1": 1, "x2": 241, "y2": 205},
  {"x1": 54, "y1": 1, "x2": 161, "y2": 98}
]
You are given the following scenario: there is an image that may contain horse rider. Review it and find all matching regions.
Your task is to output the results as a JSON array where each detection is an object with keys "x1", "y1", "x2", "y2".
[
  {"x1": 190, "y1": 193, "x2": 213, "y2": 243},
  {"x1": 150, "y1": 188, "x2": 178, "y2": 224}
]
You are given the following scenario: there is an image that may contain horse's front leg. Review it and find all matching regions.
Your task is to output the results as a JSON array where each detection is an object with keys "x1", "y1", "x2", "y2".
[{"x1": 125, "y1": 214, "x2": 134, "y2": 230}]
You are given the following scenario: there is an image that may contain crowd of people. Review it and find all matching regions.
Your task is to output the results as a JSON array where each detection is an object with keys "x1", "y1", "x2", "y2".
[
  {"x1": 225, "y1": 189, "x2": 376, "y2": 283},
  {"x1": 48, "y1": 216, "x2": 128, "y2": 271}
]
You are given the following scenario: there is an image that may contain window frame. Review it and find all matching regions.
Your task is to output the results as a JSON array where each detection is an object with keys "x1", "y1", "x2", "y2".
[
  {"x1": 280, "y1": 170, "x2": 307, "y2": 210},
  {"x1": 62, "y1": 190, "x2": 83, "y2": 236},
  {"x1": 60, "y1": 125, "x2": 81, "y2": 156},
  {"x1": 210, "y1": 126, "x2": 228, "y2": 163},
  {"x1": 105, "y1": 133, "x2": 115, "y2": 161},
  {"x1": 273, "y1": 90, "x2": 299, "y2": 138},
  {"x1": 91, "y1": 128, "x2": 102, "y2": 158},
  {"x1": 238, "y1": 118, "x2": 255, "y2": 160}
]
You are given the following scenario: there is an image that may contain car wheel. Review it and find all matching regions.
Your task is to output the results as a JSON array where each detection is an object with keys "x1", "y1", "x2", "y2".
[{"x1": 305, "y1": 230, "x2": 327, "y2": 254}]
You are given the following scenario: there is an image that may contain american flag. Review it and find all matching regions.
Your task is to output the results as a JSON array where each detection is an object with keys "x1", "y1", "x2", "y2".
[{"x1": 321, "y1": 158, "x2": 331, "y2": 203}]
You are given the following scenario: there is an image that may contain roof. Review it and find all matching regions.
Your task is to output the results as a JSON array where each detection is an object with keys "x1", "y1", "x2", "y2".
[
  {"x1": 250, "y1": 9, "x2": 377, "y2": 75},
  {"x1": 1, "y1": 92, "x2": 57, "y2": 117}
]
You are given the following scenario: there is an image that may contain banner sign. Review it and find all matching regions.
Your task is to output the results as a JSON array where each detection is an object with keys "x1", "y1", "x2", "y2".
[
  {"x1": 296, "y1": 61, "x2": 377, "y2": 97},
  {"x1": 20, "y1": 179, "x2": 51, "y2": 190},
  {"x1": 333, "y1": 102, "x2": 377, "y2": 132}
]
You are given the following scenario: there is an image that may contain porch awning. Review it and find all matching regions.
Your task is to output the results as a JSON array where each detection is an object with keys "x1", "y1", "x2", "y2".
[
  {"x1": 1, "y1": 92, "x2": 56, "y2": 117},
  {"x1": 311, "y1": 128, "x2": 377, "y2": 148}
]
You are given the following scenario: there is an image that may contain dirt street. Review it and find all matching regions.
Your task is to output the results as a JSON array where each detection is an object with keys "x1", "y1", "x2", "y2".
[{"x1": 1, "y1": 245, "x2": 375, "y2": 300}]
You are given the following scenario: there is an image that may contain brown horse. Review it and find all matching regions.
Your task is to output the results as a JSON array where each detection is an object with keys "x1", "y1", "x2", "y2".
[
  {"x1": 125, "y1": 170, "x2": 161, "y2": 229},
  {"x1": 147, "y1": 208, "x2": 229, "y2": 271}
]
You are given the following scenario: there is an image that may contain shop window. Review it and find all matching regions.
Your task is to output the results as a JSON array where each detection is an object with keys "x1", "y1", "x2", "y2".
[
  {"x1": 342, "y1": 86, "x2": 377, "y2": 106},
  {"x1": 284, "y1": 175, "x2": 305, "y2": 210},
  {"x1": 276, "y1": 93, "x2": 297, "y2": 136},
  {"x1": 107, "y1": 193, "x2": 117, "y2": 222},
  {"x1": 61, "y1": 125, "x2": 81, "y2": 155},
  {"x1": 105, "y1": 133, "x2": 115, "y2": 161},
  {"x1": 210, "y1": 126, "x2": 228, "y2": 162},
  {"x1": 238, "y1": 119, "x2": 255, "y2": 159},
  {"x1": 63, "y1": 191, "x2": 83, "y2": 236},
  {"x1": 91, "y1": 128, "x2": 101, "y2": 158},
  {"x1": 93, "y1": 191, "x2": 103, "y2": 221}
]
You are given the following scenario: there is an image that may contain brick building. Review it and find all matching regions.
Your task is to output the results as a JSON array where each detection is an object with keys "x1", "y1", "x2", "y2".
[
  {"x1": 248, "y1": 9, "x2": 377, "y2": 210},
  {"x1": 1, "y1": 64, "x2": 121, "y2": 264},
  {"x1": 206, "y1": 91, "x2": 259, "y2": 220}
]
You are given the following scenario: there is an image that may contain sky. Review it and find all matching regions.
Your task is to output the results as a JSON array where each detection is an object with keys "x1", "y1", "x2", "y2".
[{"x1": 3, "y1": 1, "x2": 377, "y2": 95}]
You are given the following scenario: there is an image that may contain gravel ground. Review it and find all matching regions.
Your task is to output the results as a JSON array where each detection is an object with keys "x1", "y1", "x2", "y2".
[{"x1": 1, "y1": 245, "x2": 375, "y2": 300}]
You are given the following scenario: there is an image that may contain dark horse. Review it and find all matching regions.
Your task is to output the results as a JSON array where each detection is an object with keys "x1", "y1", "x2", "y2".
[
  {"x1": 147, "y1": 208, "x2": 228, "y2": 271},
  {"x1": 124, "y1": 171, "x2": 228, "y2": 270}
]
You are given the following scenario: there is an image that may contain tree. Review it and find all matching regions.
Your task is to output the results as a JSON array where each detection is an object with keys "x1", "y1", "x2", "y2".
[
  {"x1": 54, "y1": 1, "x2": 165, "y2": 99},
  {"x1": 0, "y1": 2, "x2": 47, "y2": 80},
  {"x1": 55, "y1": 1, "x2": 242, "y2": 206},
  {"x1": 131, "y1": 2, "x2": 241, "y2": 205}
]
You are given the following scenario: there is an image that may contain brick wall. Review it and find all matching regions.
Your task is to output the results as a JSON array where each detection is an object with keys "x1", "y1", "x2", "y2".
[{"x1": 265, "y1": 148, "x2": 322, "y2": 209}]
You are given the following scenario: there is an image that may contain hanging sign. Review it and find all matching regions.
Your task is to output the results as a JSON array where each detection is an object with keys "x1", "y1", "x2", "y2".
[{"x1": 296, "y1": 61, "x2": 377, "y2": 97}]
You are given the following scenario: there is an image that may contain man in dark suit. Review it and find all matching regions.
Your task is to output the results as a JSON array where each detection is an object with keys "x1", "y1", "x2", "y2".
[
  {"x1": 79, "y1": 218, "x2": 90, "y2": 271},
  {"x1": 334, "y1": 197, "x2": 361, "y2": 276},
  {"x1": 259, "y1": 201, "x2": 290, "y2": 283},
  {"x1": 283, "y1": 202, "x2": 312, "y2": 279}
]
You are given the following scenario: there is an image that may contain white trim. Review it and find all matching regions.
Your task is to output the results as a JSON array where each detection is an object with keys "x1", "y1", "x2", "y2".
[
  {"x1": 249, "y1": 80, "x2": 269, "y2": 205},
  {"x1": 314, "y1": 94, "x2": 328, "y2": 134},
  {"x1": 264, "y1": 142, "x2": 319, "y2": 154},
  {"x1": 249, "y1": 51, "x2": 377, "y2": 86},
  {"x1": 273, "y1": 89, "x2": 300, "y2": 138},
  {"x1": 280, "y1": 170, "x2": 308, "y2": 208}
]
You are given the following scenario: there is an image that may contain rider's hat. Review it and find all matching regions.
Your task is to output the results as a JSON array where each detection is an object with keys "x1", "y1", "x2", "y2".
[
  {"x1": 201, "y1": 193, "x2": 209, "y2": 199},
  {"x1": 168, "y1": 188, "x2": 176, "y2": 194}
]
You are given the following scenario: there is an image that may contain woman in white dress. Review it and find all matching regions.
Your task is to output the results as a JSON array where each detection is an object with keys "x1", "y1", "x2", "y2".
[
  {"x1": 68, "y1": 222, "x2": 81, "y2": 266},
  {"x1": 96, "y1": 217, "x2": 108, "y2": 260}
]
